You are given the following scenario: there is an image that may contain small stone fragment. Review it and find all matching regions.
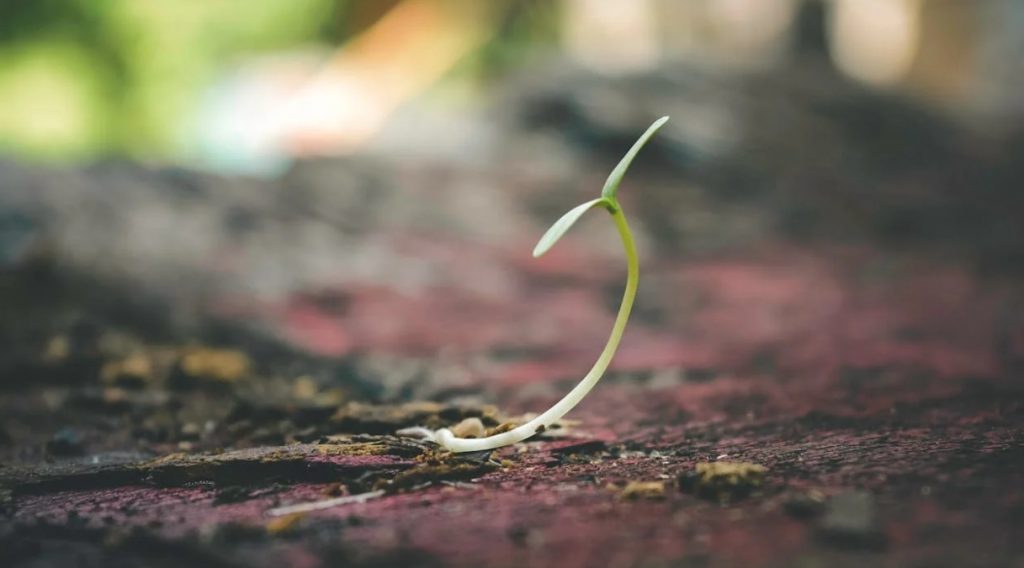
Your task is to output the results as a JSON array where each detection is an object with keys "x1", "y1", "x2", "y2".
[
  {"x1": 816, "y1": 490, "x2": 887, "y2": 550},
  {"x1": 450, "y1": 417, "x2": 486, "y2": 438}
]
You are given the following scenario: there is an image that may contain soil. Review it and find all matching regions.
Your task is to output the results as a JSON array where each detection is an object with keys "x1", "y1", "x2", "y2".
[{"x1": 2, "y1": 62, "x2": 1023, "y2": 567}]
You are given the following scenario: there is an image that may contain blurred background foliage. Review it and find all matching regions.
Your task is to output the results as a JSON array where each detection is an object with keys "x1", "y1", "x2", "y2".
[
  {"x1": 0, "y1": 0, "x2": 1020, "y2": 168},
  {"x1": 0, "y1": 0, "x2": 559, "y2": 165},
  {"x1": 0, "y1": 0, "x2": 362, "y2": 159}
]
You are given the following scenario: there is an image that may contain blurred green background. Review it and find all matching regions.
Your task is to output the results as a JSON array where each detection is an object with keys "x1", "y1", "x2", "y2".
[
  {"x1": 0, "y1": 0, "x2": 553, "y2": 161},
  {"x1": 0, "y1": 0, "x2": 1020, "y2": 168},
  {"x1": 0, "y1": 1, "x2": 341, "y2": 159}
]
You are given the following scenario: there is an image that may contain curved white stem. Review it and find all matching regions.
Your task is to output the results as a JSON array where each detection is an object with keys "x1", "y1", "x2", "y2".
[{"x1": 431, "y1": 205, "x2": 638, "y2": 452}]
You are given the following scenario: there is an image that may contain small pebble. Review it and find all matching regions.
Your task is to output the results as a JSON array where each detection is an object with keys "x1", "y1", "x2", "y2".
[
  {"x1": 816, "y1": 490, "x2": 887, "y2": 550},
  {"x1": 451, "y1": 417, "x2": 486, "y2": 438}
]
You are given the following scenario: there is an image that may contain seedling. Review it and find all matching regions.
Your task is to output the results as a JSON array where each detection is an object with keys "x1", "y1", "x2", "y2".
[{"x1": 406, "y1": 116, "x2": 669, "y2": 453}]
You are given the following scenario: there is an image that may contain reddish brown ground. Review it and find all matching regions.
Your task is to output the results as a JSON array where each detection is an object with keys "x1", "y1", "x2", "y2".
[
  {"x1": 2, "y1": 65, "x2": 1024, "y2": 567},
  {"x1": 3, "y1": 236, "x2": 1021, "y2": 567}
]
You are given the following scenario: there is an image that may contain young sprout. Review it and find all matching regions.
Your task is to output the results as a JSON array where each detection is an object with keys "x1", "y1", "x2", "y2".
[{"x1": 408, "y1": 116, "x2": 669, "y2": 453}]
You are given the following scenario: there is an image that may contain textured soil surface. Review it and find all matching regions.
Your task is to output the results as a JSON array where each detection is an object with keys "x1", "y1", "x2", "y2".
[{"x1": 2, "y1": 63, "x2": 1023, "y2": 567}]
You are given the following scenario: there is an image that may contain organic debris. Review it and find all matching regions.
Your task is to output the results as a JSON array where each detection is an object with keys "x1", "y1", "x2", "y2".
[
  {"x1": 379, "y1": 446, "x2": 501, "y2": 492},
  {"x1": 330, "y1": 402, "x2": 501, "y2": 435},
  {"x1": 679, "y1": 461, "x2": 767, "y2": 503},
  {"x1": 265, "y1": 513, "x2": 305, "y2": 536},
  {"x1": 484, "y1": 421, "x2": 518, "y2": 437},
  {"x1": 617, "y1": 481, "x2": 666, "y2": 500},
  {"x1": 178, "y1": 347, "x2": 251, "y2": 384}
]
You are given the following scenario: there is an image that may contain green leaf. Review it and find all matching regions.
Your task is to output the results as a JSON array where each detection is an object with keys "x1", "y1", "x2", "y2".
[
  {"x1": 601, "y1": 116, "x2": 670, "y2": 200},
  {"x1": 532, "y1": 197, "x2": 609, "y2": 258}
]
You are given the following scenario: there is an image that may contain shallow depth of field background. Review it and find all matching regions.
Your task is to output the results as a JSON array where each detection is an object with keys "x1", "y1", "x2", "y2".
[{"x1": 1, "y1": 0, "x2": 1021, "y2": 171}]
